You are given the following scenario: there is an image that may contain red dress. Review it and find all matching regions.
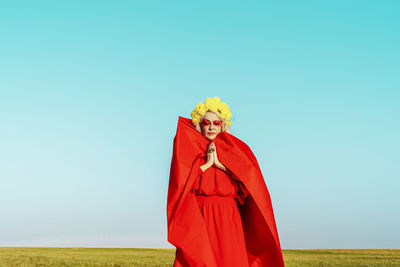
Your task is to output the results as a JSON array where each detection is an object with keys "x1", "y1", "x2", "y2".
[
  {"x1": 168, "y1": 117, "x2": 285, "y2": 267},
  {"x1": 191, "y1": 156, "x2": 250, "y2": 267}
]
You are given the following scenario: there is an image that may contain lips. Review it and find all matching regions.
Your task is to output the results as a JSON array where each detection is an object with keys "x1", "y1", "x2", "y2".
[{"x1": 207, "y1": 132, "x2": 215, "y2": 135}]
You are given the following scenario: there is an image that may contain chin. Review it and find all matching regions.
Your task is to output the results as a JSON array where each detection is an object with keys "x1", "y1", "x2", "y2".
[{"x1": 205, "y1": 133, "x2": 219, "y2": 140}]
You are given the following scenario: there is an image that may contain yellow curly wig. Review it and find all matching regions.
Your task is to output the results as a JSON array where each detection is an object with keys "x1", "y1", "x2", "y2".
[{"x1": 191, "y1": 96, "x2": 232, "y2": 127}]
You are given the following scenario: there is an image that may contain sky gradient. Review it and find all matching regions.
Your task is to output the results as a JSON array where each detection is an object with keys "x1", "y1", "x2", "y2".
[{"x1": 1, "y1": 1, "x2": 399, "y2": 249}]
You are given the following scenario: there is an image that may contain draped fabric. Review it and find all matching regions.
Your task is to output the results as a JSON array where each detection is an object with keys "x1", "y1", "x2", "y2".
[
  {"x1": 192, "y1": 157, "x2": 249, "y2": 204},
  {"x1": 192, "y1": 162, "x2": 250, "y2": 266},
  {"x1": 167, "y1": 116, "x2": 285, "y2": 267}
]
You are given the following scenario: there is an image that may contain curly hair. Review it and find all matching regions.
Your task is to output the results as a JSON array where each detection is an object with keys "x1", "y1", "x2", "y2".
[{"x1": 191, "y1": 96, "x2": 232, "y2": 134}]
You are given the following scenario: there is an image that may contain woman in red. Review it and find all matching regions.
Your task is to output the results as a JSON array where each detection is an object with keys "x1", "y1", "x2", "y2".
[
  {"x1": 167, "y1": 96, "x2": 285, "y2": 267},
  {"x1": 193, "y1": 109, "x2": 250, "y2": 266}
]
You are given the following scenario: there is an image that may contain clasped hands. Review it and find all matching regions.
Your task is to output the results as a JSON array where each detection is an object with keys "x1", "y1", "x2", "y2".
[{"x1": 200, "y1": 142, "x2": 227, "y2": 172}]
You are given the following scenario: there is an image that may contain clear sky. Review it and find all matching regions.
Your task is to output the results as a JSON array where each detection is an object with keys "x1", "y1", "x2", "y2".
[{"x1": 1, "y1": 1, "x2": 399, "y2": 249}]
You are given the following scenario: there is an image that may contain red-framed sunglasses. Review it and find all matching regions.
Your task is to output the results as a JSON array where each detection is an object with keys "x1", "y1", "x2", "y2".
[{"x1": 201, "y1": 119, "x2": 222, "y2": 127}]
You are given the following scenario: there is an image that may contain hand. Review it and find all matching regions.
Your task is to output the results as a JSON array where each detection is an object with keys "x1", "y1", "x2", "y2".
[
  {"x1": 212, "y1": 143, "x2": 228, "y2": 171},
  {"x1": 212, "y1": 143, "x2": 221, "y2": 166},
  {"x1": 206, "y1": 142, "x2": 215, "y2": 166},
  {"x1": 200, "y1": 142, "x2": 215, "y2": 172}
]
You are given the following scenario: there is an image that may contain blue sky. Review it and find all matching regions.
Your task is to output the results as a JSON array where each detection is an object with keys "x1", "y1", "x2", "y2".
[{"x1": 0, "y1": 1, "x2": 399, "y2": 249}]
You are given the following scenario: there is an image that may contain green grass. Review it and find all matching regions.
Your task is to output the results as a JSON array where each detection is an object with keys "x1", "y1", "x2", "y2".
[
  {"x1": 0, "y1": 247, "x2": 399, "y2": 266},
  {"x1": 283, "y1": 249, "x2": 400, "y2": 266}
]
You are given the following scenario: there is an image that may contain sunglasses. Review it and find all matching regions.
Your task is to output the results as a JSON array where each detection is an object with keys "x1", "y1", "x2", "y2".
[{"x1": 201, "y1": 119, "x2": 222, "y2": 127}]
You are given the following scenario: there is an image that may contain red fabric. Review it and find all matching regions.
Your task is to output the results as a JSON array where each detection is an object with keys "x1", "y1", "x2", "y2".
[
  {"x1": 167, "y1": 116, "x2": 285, "y2": 267},
  {"x1": 196, "y1": 195, "x2": 249, "y2": 267},
  {"x1": 192, "y1": 159, "x2": 249, "y2": 205},
  {"x1": 193, "y1": 163, "x2": 251, "y2": 266}
]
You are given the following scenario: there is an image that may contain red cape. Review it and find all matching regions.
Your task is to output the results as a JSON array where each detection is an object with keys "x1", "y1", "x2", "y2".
[{"x1": 167, "y1": 116, "x2": 285, "y2": 267}]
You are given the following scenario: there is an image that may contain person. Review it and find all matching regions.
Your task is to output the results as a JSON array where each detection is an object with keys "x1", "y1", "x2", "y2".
[{"x1": 167, "y1": 96, "x2": 285, "y2": 267}]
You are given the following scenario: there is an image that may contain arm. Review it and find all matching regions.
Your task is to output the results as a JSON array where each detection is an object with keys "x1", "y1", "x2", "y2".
[
  {"x1": 200, "y1": 162, "x2": 213, "y2": 172},
  {"x1": 214, "y1": 161, "x2": 228, "y2": 172},
  {"x1": 212, "y1": 144, "x2": 232, "y2": 173}
]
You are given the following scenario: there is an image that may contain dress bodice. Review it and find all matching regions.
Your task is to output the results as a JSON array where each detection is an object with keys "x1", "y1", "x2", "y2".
[{"x1": 192, "y1": 157, "x2": 249, "y2": 205}]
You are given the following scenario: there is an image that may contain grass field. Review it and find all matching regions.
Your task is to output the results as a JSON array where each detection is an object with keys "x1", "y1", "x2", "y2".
[{"x1": 0, "y1": 247, "x2": 399, "y2": 266}]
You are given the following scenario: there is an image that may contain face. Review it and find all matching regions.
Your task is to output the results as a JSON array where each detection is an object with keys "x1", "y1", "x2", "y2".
[{"x1": 201, "y1": 111, "x2": 223, "y2": 140}]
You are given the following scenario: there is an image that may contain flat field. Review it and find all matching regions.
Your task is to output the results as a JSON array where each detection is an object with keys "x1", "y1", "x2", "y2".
[{"x1": 0, "y1": 247, "x2": 399, "y2": 266}]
